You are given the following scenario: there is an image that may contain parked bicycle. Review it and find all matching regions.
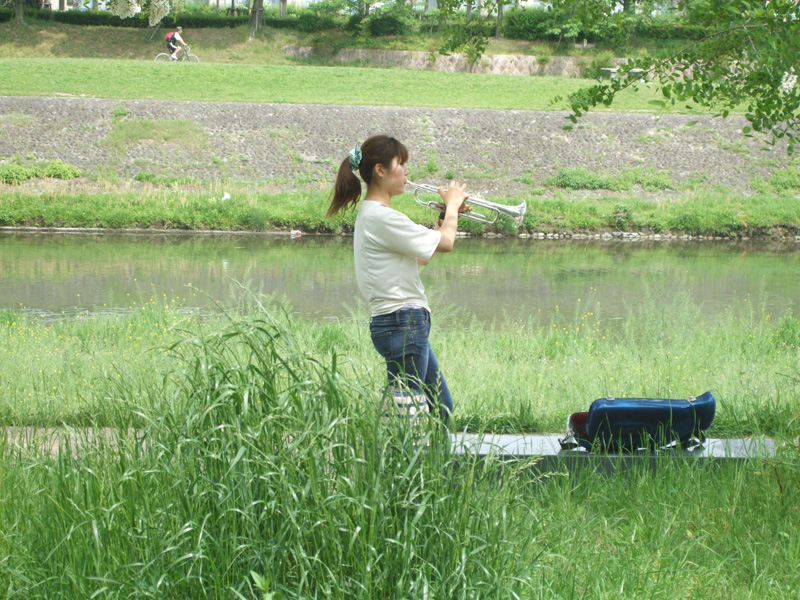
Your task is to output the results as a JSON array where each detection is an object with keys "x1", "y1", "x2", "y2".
[{"x1": 155, "y1": 46, "x2": 199, "y2": 63}]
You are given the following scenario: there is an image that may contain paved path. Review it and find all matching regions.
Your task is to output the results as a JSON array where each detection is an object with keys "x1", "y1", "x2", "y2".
[{"x1": 5, "y1": 427, "x2": 777, "y2": 473}]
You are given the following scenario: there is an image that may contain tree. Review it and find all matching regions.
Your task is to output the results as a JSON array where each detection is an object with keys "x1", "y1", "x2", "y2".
[
  {"x1": 566, "y1": 0, "x2": 800, "y2": 154},
  {"x1": 439, "y1": 0, "x2": 510, "y2": 63},
  {"x1": 109, "y1": 0, "x2": 179, "y2": 27},
  {"x1": 1, "y1": 0, "x2": 26, "y2": 25},
  {"x1": 545, "y1": 0, "x2": 614, "y2": 48},
  {"x1": 249, "y1": 0, "x2": 265, "y2": 39},
  {"x1": 442, "y1": 0, "x2": 800, "y2": 154}
]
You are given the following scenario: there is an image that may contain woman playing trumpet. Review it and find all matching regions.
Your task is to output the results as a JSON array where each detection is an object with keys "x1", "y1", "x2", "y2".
[{"x1": 327, "y1": 134, "x2": 468, "y2": 422}]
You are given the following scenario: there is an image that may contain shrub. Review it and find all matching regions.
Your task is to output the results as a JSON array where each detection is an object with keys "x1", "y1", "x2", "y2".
[
  {"x1": 0, "y1": 160, "x2": 81, "y2": 184},
  {"x1": 639, "y1": 21, "x2": 706, "y2": 40},
  {"x1": 37, "y1": 159, "x2": 81, "y2": 180},
  {"x1": 295, "y1": 12, "x2": 337, "y2": 32},
  {"x1": 367, "y1": 7, "x2": 413, "y2": 37},
  {"x1": 502, "y1": 7, "x2": 708, "y2": 44},
  {"x1": 0, "y1": 164, "x2": 35, "y2": 185},
  {"x1": 258, "y1": 7, "x2": 343, "y2": 30},
  {"x1": 346, "y1": 12, "x2": 363, "y2": 31},
  {"x1": 22, "y1": 7, "x2": 249, "y2": 28},
  {"x1": 503, "y1": 7, "x2": 554, "y2": 41},
  {"x1": 586, "y1": 12, "x2": 641, "y2": 48}
]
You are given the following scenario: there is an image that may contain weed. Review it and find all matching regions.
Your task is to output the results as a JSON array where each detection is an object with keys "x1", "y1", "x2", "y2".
[
  {"x1": 752, "y1": 166, "x2": 800, "y2": 195},
  {"x1": 104, "y1": 118, "x2": 208, "y2": 151},
  {"x1": 0, "y1": 112, "x2": 36, "y2": 127},
  {"x1": 0, "y1": 159, "x2": 81, "y2": 184},
  {"x1": 551, "y1": 166, "x2": 615, "y2": 190},
  {"x1": 513, "y1": 168, "x2": 537, "y2": 186},
  {"x1": 110, "y1": 106, "x2": 131, "y2": 121}
]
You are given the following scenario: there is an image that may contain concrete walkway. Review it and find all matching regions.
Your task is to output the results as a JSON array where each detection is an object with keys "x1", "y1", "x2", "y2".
[
  {"x1": 450, "y1": 433, "x2": 778, "y2": 474},
  {"x1": 4, "y1": 428, "x2": 778, "y2": 473}
]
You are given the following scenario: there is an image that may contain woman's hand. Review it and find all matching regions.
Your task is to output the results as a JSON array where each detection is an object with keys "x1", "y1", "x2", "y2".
[
  {"x1": 434, "y1": 180, "x2": 469, "y2": 255},
  {"x1": 438, "y1": 181, "x2": 469, "y2": 214}
]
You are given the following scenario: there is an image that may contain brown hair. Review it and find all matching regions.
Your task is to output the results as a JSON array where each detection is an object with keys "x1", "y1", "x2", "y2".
[{"x1": 326, "y1": 135, "x2": 409, "y2": 218}]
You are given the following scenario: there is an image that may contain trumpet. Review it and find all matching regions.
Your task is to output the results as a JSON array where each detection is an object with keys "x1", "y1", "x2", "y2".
[{"x1": 405, "y1": 182, "x2": 527, "y2": 226}]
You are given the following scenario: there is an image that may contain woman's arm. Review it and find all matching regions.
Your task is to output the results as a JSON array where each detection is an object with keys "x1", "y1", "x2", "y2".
[{"x1": 435, "y1": 181, "x2": 468, "y2": 254}]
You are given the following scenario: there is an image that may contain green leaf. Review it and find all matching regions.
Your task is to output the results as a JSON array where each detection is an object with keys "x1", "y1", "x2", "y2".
[{"x1": 251, "y1": 572, "x2": 267, "y2": 590}]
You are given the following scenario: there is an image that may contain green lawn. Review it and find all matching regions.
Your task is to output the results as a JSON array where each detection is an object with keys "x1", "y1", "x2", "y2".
[{"x1": 0, "y1": 56, "x2": 678, "y2": 112}]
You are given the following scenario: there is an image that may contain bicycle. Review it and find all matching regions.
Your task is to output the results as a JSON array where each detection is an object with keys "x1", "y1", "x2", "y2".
[{"x1": 155, "y1": 46, "x2": 199, "y2": 63}]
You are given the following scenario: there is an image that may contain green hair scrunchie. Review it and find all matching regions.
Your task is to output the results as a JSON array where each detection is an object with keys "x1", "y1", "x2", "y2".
[{"x1": 349, "y1": 147, "x2": 362, "y2": 171}]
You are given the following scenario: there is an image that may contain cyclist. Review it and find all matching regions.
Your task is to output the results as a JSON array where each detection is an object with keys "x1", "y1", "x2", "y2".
[{"x1": 165, "y1": 26, "x2": 187, "y2": 61}]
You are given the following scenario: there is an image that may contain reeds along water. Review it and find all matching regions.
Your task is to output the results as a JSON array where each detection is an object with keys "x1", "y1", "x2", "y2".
[
  {"x1": 1, "y1": 301, "x2": 800, "y2": 598},
  {"x1": 0, "y1": 305, "x2": 546, "y2": 599}
]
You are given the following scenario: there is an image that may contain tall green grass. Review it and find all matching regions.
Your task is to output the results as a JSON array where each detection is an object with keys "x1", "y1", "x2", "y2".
[
  {"x1": 1, "y1": 298, "x2": 799, "y2": 598},
  {"x1": 1, "y1": 292, "x2": 798, "y2": 435},
  {"x1": 0, "y1": 304, "x2": 546, "y2": 599}
]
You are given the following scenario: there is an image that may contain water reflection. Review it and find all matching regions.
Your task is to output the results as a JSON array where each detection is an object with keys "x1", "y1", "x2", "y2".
[{"x1": 1, "y1": 231, "x2": 798, "y2": 325}]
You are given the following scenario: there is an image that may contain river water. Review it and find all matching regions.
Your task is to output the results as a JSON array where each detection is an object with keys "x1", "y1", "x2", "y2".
[{"x1": 1, "y1": 231, "x2": 798, "y2": 325}]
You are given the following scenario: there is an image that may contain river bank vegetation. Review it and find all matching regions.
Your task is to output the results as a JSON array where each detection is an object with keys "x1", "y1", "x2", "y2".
[
  {"x1": 2, "y1": 292, "x2": 798, "y2": 434},
  {"x1": 3, "y1": 182, "x2": 800, "y2": 238},
  {"x1": 1, "y1": 295, "x2": 799, "y2": 598}
]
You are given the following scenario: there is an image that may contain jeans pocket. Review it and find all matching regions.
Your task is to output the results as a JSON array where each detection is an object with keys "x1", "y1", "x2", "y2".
[{"x1": 370, "y1": 329, "x2": 394, "y2": 359}]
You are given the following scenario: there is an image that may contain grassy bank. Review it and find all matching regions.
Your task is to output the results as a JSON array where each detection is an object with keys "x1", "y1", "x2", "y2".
[
  {"x1": 2, "y1": 293, "x2": 798, "y2": 434},
  {"x1": 0, "y1": 16, "x2": 694, "y2": 64},
  {"x1": 2, "y1": 186, "x2": 800, "y2": 238},
  {"x1": 1, "y1": 298, "x2": 799, "y2": 598},
  {"x1": 0, "y1": 56, "x2": 670, "y2": 112},
  {"x1": 0, "y1": 18, "x2": 741, "y2": 113}
]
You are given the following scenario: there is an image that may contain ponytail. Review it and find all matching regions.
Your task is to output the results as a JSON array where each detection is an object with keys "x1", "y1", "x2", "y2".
[
  {"x1": 327, "y1": 156, "x2": 363, "y2": 218},
  {"x1": 327, "y1": 135, "x2": 409, "y2": 218}
]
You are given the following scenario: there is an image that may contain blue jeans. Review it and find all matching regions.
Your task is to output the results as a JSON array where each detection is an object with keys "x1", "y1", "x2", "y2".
[{"x1": 369, "y1": 308, "x2": 453, "y2": 422}]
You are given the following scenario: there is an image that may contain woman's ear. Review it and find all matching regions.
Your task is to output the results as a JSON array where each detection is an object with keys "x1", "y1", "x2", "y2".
[{"x1": 373, "y1": 163, "x2": 385, "y2": 180}]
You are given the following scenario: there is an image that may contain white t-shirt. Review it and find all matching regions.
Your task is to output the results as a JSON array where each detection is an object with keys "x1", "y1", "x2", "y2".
[{"x1": 354, "y1": 200, "x2": 441, "y2": 317}]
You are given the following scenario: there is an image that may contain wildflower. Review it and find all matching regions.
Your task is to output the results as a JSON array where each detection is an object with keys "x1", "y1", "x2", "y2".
[{"x1": 781, "y1": 68, "x2": 797, "y2": 94}]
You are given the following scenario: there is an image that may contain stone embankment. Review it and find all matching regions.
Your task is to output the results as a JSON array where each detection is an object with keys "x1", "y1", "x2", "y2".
[
  {"x1": 0, "y1": 95, "x2": 797, "y2": 240},
  {"x1": 283, "y1": 46, "x2": 609, "y2": 77}
]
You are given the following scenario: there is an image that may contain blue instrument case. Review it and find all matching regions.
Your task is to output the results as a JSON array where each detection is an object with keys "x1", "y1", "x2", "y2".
[{"x1": 561, "y1": 391, "x2": 716, "y2": 452}]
